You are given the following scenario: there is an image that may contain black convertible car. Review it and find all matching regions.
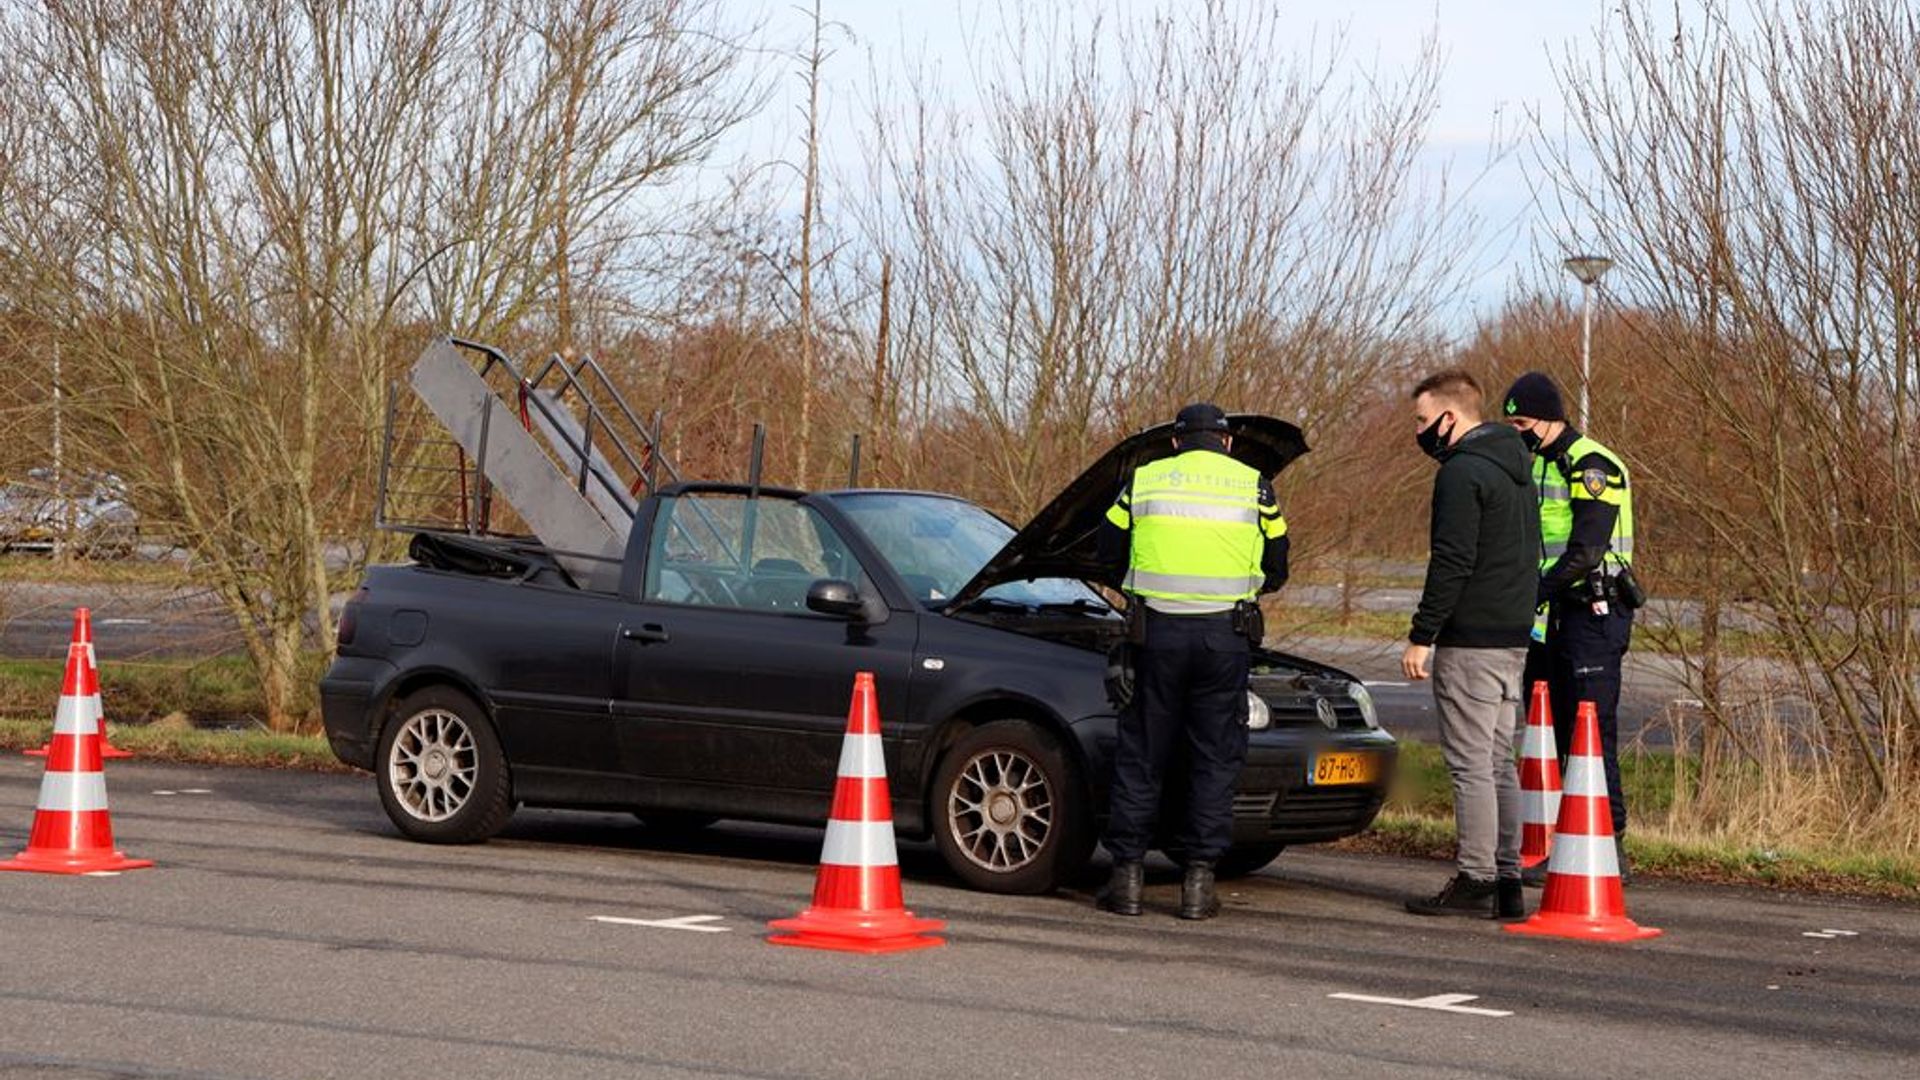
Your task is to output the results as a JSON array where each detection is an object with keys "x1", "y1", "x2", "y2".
[{"x1": 320, "y1": 415, "x2": 1396, "y2": 894}]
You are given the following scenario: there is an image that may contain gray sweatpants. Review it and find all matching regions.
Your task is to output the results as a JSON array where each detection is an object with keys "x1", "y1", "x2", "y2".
[{"x1": 1432, "y1": 646, "x2": 1527, "y2": 881}]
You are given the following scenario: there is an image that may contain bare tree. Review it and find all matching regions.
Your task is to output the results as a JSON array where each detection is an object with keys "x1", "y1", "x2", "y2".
[
  {"x1": 844, "y1": 1, "x2": 1485, "y2": 527},
  {"x1": 0, "y1": 0, "x2": 760, "y2": 729},
  {"x1": 1544, "y1": 0, "x2": 1920, "y2": 844}
]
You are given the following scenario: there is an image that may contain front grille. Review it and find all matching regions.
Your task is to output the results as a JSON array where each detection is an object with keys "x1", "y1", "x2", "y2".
[
  {"x1": 1260, "y1": 697, "x2": 1365, "y2": 728},
  {"x1": 1272, "y1": 785, "x2": 1383, "y2": 830},
  {"x1": 1232, "y1": 792, "x2": 1278, "y2": 818}
]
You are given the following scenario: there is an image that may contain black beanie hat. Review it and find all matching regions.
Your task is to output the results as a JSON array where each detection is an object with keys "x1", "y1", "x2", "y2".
[{"x1": 1502, "y1": 372, "x2": 1566, "y2": 422}]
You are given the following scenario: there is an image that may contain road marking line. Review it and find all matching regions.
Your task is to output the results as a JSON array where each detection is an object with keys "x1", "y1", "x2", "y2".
[
  {"x1": 591, "y1": 914, "x2": 730, "y2": 933},
  {"x1": 1363, "y1": 681, "x2": 1410, "y2": 688},
  {"x1": 82, "y1": 871, "x2": 121, "y2": 877},
  {"x1": 1803, "y1": 929, "x2": 1860, "y2": 939},
  {"x1": 1328, "y1": 992, "x2": 1512, "y2": 1017},
  {"x1": 1821, "y1": 929, "x2": 1858, "y2": 936},
  {"x1": 178, "y1": 789, "x2": 213, "y2": 795},
  {"x1": 99, "y1": 618, "x2": 151, "y2": 626},
  {"x1": 152, "y1": 790, "x2": 178, "y2": 796}
]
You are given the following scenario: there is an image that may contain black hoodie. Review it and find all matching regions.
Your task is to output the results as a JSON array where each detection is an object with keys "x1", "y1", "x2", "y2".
[{"x1": 1410, "y1": 422, "x2": 1541, "y2": 648}]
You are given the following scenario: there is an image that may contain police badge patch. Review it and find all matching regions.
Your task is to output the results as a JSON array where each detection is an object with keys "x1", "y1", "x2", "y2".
[{"x1": 1581, "y1": 467, "x2": 1610, "y2": 497}]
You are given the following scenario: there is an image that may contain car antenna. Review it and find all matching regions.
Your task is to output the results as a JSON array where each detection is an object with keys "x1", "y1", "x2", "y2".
[{"x1": 847, "y1": 433, "x2": 862, "y2": 488}]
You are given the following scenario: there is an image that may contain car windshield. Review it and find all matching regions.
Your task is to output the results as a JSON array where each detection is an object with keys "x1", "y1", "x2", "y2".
[{"x1": 829, "y1": 492, "x2": 1108, "y2": 611}]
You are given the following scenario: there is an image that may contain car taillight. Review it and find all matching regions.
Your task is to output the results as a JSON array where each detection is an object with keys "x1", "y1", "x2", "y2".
[{"x1": 338, "y1": 588, "x2": 366, "y2": 647}]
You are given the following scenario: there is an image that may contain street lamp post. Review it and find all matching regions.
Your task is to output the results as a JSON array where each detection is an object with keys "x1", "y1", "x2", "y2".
[{"x1": 1563, "y1": 254, "x2": 1613, "y2": 431}]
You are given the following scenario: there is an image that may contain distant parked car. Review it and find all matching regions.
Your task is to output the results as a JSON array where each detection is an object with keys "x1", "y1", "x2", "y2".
[{"x1": 0, "y1": 470, "x2": 139, "y2": 557}]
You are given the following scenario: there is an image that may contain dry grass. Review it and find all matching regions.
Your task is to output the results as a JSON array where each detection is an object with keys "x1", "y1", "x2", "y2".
[
  {"x1": 0, "y1": 716, "x2": 346, "y2": 771},
  {"x1": 1371, "y1": 739, "x2": 1920, "y2": 899}
]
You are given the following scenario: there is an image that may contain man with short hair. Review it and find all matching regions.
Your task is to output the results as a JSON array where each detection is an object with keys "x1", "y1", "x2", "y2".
[
  {"x1": 1402, "y1": 369, "x2": 1539, "y2": 919},
  {"x1": 1096, "y1": 403, "x2": 1289, "y2": 920}
]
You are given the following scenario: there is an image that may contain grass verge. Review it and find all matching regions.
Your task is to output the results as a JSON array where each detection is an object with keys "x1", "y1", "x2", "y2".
[
  {"x1": 0, "y1": 553, "x2": 194, "y2": 586},
  {"x1": 0, "y1": 716, "x2": 347, "y2": 772},
  {"x1": 1340, "y1": 739, "x2": 1920, "y2": 901},
  {"x1": 0, "y1": 655, "x2": 320, "y2": 728}
]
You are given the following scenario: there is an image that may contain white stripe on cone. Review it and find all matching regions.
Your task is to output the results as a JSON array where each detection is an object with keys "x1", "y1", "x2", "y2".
[
  {"x1": 1562, "y1": 758, "x2": 1607, "y2": 798},
  {"x1": 834, "y1": 733, "x2": 887, "y2": 779},
  {"x1": 1521, "y1": 789, "x2": 1560, "y2": 821},
  {"x1": 819, "y1": 818, "x2": 899, "y2": 868},
  {"x1": 1521, "y1": 726, "x2": 1555, "y2": 757},
  {"x1": 51, "y1": 693, "x2": 97, "y2": 736},
  {"x1": 37, "y1": 771, "x2": 110, "y2": 812},
  {"x1": 1544, "y1": 832, "x2": 1620, "y2": 878}
]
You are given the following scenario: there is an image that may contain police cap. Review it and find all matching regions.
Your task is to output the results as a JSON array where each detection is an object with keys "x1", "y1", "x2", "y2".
[{"x1": 1172, "y1": 402, "x2": 1230, "y2": 435}]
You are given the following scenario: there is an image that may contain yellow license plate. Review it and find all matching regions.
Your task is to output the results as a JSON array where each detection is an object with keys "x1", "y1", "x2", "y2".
[{"x1": 1308, "y1": 751, "x2": 1379, "y2": 786}]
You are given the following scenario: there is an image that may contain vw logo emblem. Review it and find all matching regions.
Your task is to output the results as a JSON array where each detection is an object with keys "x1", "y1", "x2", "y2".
[{"x1": 1315, "y1": 698, "x2": 1339, "y2": 730}]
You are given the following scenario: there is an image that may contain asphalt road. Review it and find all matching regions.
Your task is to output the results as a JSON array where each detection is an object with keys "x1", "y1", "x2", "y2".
[{"x1": 1, "y1": 758, "x2": 1914, "y2": 1079}]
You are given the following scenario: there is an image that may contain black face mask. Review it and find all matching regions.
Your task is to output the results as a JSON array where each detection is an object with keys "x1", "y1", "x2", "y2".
[
  {"x1": 1416, "y1": 413, "x2": 1454, "y2": 461},
  {"x1": 1519, "y1": 427, "x2": 1544, "y2": 453}
]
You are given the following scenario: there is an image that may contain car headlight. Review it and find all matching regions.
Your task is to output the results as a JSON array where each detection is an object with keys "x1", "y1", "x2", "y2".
[
  {"x1": 1347, "y1": 682, "x2": 1380, "y2": 730},
  {"x1": 1246, "y1": 690, "x2": 1271, "y2": 731}
]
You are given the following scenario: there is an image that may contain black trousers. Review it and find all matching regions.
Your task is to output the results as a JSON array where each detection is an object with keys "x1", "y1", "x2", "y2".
[
  {"x1": 1525, "y1": 600, "x2": 1635, "y2": 833},
  {"x1": 1105, "y1": 610, "x2": 1250, "y2": 863}
]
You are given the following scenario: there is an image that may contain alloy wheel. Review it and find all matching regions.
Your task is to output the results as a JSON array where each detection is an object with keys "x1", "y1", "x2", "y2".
[
  {"x1": 946, "y1": 748, "x2": 1055, "y2": 873},
  {"x1": 387, "y1": 708, "x2": 478, "y2": 822}
]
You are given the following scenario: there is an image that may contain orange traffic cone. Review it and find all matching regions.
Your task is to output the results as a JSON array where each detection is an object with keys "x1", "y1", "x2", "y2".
[
  {"x1": 0, "y1": 617, "x2": 153, "y2": 875},
  {"x1": 1505, "y1": 701, "x2": 1656, "y2": 942},
  {"x1": 1518, "y1": 681, "x2": 1561, "y2": 870},
  {"x1": 26, "y1": 609, "x2": 132, "y2": 760},
  {"x1": 769, "y1": 672, "x2": 944, "y2": 954}
]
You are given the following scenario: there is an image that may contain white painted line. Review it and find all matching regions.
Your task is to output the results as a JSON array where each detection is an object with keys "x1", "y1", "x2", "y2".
[
  {"x1": 99, "y1": 618, "x2": 152, "y2": 626},
  {"x1": 178, "y1": 789, "x2": 214, "y2": 795},
  {"x1": 591, "y1": 914, "x2": 730, "y2": 933},
  {"x1": 82, "y1": 871, "x2": 121, "y2": 877},
  {"x1": 1803, "y1": 929, "x2": 1859, "y2": 940},
  {"x1": 1328, "y1": 992, "x2": 1512, "y2": 1018},
  {"x1": 153, "y1": 790, "x2": 178, "y2": 796},
  {"x1": 1820, "y1": 929, "x2": 1859, "y2": 936},
  {"x1": 1363, "y1": 681, "x2": 1411, "y2": 688}
]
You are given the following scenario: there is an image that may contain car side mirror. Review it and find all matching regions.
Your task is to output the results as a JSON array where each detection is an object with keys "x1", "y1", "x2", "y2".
[{"x1": 806, "y1": 579, "x2": 867, "y2": 619}]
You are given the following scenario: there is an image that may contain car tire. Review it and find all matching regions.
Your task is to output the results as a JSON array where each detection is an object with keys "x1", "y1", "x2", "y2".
[
  {"x1": 376, "y1": 686, "x2": 514, "y2": 844},
  {"x1": 931, "y1": 720, "x2": 1093, "y2": 895}
]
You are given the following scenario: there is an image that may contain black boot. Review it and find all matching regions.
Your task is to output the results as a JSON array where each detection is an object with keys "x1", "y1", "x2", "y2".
[
  {"x1": 1405, "y1": 872, "x2": 1497, "y2": 917},
  {"x1": 1494, "y1": 875, "x2": 1525, "y2": 920},
  {"x1": 1520, "y1": 861, "x2": 1548, "y2": 888},
  {"x1": 1179, "y1": 860, "x2": 1220, "y2": 921},
  {"x1": 1616, "y1": 834, "x2": 1632, "y2": 886},
  {"x1": 1099, "y1": 860, "x2": 1144, "y2": 916}
]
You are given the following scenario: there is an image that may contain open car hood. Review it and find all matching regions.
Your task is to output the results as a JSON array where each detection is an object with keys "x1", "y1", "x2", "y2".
[{"x1": 947, "y1": 414, "x2": 1308, "y2": 609}]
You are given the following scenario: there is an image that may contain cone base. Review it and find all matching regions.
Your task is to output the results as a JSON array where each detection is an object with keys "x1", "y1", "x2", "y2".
[
  {"x1": 1504, "y1": 911, "x2": 1661, "y2": 943},
  {"x1": 768, "y1": 907, "x2": 946, "y2": 954},
  {"x1": 0, "y1": 849, "x2": 154, "y2": 875},
  {"x1": 24, "y1": 742, "x2": 131, "y2": 759}
]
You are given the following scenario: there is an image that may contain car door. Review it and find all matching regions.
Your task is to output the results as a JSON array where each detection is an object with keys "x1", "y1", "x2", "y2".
[{"x1": 613, "y1": 491, "x2": 917, "y2": 807}]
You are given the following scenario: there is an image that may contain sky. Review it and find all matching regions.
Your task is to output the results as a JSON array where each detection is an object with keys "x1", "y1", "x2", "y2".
[{"x1": 725, "y1": 0, "x2": 1671, "y2": 334}]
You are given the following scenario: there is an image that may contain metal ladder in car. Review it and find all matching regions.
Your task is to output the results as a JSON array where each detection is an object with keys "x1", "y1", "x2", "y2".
[{"x1": 390, "y1": 337, "x2": 682, "y2": 590}]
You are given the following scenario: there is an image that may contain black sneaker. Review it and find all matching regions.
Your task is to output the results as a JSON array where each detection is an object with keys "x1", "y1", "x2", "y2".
[
  {"x1": 1495, "y1": 876, "x2": 1525, "y2": 920},
  {"x1": 1405, "y1": 873, "x2": 1497, "y2": 917},
  {"x1": 1520, "y1": 861, "x2": 1548, "y2": 888}
]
